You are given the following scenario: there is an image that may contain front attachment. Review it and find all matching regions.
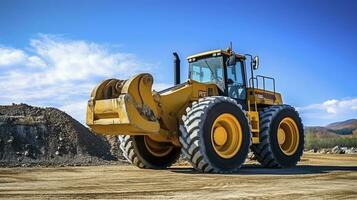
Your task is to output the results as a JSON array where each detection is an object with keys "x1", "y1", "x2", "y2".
[{"x1": 86, "y1": 73, "x2": 160, "y2": 135}]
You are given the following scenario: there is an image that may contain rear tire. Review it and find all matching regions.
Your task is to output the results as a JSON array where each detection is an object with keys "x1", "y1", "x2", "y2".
[
  {"x1": 119, "y1": 135, "x2": 181, "y2": 169},
  {"x1": 179, "y1": 96, "x2": 251, "y2": 173},
  {"x1": 251, "y1": 105, "x2": 304, "y2": 168}
]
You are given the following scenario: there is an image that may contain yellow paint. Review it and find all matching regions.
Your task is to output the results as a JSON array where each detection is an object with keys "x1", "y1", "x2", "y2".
[
  {"x1": 277, "y1": 129, "x2": 286, "y2": 144},
  {"x1": 277, "y1": 117, "x2": 300, "y2": 156},
  {"x1": 86, "y1": 74, "x2": 161, "y2": 135},
  {"x1": 247, "y1": 111, "x2": 260, "y2": 144},
  {"x1": 187, "y1": 49, "x2": 245, "y2": 60},
  {"x1": 144, "y1": 136, "x2": 173, "y2": 157},
  {"x1": 247, "y1": 88, "x2": 283, "y2": 107},
  {"x1": 86, "y1": 49, "x2": 287, "y2": 149},
  {"x1": 86, "y1": 73, "x2": 219, "y2": 139},
  {"x1": 213, "y1": 126, "x2": 228, "y2": 146},
  {"x1": 210, "y1": 113, "x2": 242, "y2": 159},
  {"x1": 158, "y1": 80, "x2": 218, "y2": 134},
  {"x1": 86, "y1": 72, "x2": 284, "y2": 145}
]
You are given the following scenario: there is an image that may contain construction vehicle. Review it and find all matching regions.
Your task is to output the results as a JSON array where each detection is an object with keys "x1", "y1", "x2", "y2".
[{"x1": 86, "y1": 48, "x2": 304, "y2": 173}]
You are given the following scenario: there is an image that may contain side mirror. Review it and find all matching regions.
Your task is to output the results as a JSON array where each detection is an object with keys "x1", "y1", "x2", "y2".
[
  {"x1": 252, "y1": 56, "x2": 259, "y2": 70},
  {"x1": 227, "y1": 54, "x2": 237, "y2": 66}
]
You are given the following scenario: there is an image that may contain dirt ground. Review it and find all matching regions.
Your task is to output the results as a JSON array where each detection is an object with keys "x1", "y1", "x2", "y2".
[{"x1": 0, "y1": 153, "x2": 356, "y2": 200}]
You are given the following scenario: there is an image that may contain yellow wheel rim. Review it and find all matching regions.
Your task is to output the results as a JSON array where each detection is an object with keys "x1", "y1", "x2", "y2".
[
  {"x1": 144, "y1": 136, "x2": 173, "y2": 157},
  {"x1": 277, "y1": 117, "x2": 300, "y2": 156},
  {"x1": 211, "y1": 113, "x2": 242, "y2": 159}
]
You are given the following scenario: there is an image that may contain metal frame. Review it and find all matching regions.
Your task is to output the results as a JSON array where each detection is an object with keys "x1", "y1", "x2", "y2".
[{"x1": 249, "y1": 75, "x2": 276, "y2": 95}]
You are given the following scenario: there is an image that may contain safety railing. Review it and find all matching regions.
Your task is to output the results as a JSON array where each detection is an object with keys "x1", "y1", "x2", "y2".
[{"x1": 249, "y1": 75, "x2": 276, "y2": 95}]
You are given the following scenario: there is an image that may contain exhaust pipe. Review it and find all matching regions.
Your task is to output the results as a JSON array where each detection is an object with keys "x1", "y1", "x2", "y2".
[{"x1": 173, "y1": 52, "x2": 180, "y2": 85}]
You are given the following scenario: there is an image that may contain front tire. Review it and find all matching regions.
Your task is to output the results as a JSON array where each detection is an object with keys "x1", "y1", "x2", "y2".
[
  {"x1": 179, "y1": 97, "x2": 251, "y2": 173},
  {"x1": 251, "y1": 105, "x2": 304, "y2": 168},
  {"x1": 119, "y1": 135, "x2": 181, "y2": 169}
]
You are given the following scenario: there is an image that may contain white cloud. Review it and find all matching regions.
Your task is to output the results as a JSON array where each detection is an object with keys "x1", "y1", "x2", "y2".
[
  {"x1": 0, "y1": 48, "x2": 27, "y2": 66},
  {"x1": 25, "y1": 35, "x2": 142, "y2": 83},
  {"x1": 296, "y1": 98, "x2": 357, "y2": 126},
  {"x1": 0, "y1": 47, "x2": 48, "y2": 68},
  {"x1": 27, "y1": 56, "x2": 47, "y2": 68},
  {"x1": 0, "y1": 34, "x2": 167, "y2": 124}
]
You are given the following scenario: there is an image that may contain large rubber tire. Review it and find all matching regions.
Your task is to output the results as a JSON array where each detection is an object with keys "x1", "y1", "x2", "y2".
[
  {"x1": 119, "y1": 135, "x2": 181, "y2": 169},
  {"x1": 251, "y1": 105, "x2": 304, "y2": 168},
  {"x1": 179, "y1": 96, "x2": 251, "y2": 173}
]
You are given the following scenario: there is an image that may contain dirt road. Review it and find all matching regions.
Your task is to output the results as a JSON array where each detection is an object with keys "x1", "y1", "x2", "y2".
[{"x1": 0, "y1": 153, "x2": 356, "y2": 199}]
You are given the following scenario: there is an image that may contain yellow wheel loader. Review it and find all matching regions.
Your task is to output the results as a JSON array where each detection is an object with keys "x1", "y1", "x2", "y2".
[{"x1": 86, "y1": 48, "x2": 304, "y2": 173}]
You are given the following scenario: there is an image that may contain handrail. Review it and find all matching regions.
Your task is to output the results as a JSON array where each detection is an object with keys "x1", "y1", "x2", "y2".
[
  {"x1": 256, "y1": 75, "x2": 275, "y2": 95},
  {"x1": 249, "y1": 75, "x2": 276, "y2": 101},
  {"x1": 249, "y1": 77, "x2": 258, "y2": 88}
]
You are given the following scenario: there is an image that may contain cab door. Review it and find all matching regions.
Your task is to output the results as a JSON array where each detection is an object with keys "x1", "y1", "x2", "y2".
[{"x1": 226, "y1": 61, "x2": 247, "y2": 105}]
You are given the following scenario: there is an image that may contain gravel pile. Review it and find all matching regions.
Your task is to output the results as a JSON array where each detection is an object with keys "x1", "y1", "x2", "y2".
[{"x1": 0, "y1": 104, "x2": 125, "y2": 167}]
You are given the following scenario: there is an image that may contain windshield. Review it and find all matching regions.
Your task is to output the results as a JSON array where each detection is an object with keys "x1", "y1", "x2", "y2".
[{"x1": 189, "y1": 56, "x2": 224, "y2": 90}]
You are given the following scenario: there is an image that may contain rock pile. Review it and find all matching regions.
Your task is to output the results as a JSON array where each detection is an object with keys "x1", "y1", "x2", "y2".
[
  {"x1": 0, "y1": 104, "x2": 124, "y2": 167},
  {"x1": 307, "y1": 146, "x2": 357, "y2": 154}
]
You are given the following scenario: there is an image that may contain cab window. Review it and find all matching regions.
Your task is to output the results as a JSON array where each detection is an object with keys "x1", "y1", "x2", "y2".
[
  {"x1": 189, "y1": 56, "x2": 225, "y2": 91},
  {"x1": 227, "y1": 61, "x2": 246, "y2": 100}
]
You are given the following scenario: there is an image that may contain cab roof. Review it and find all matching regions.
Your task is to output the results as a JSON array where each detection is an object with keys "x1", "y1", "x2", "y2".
[{"x1": 186, "y1": 49, "x2": 245, "y2": 60}]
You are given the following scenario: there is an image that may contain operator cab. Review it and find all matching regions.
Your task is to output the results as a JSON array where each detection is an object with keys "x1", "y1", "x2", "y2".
[{"x1": 187, "y1": 49, "x2": 248, "y2": 102}]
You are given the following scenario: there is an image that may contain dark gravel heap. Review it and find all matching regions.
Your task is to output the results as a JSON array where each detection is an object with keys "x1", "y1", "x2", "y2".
[{"x1": 0, "y1": 103, "x2": 124, "y2": 167}]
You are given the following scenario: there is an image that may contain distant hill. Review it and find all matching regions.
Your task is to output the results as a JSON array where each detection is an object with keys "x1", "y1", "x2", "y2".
[
  {"x1": 327, "y1": 119, "x2": 357, "y2": 133},
  {"x1": 305, "y1": 119, "x2": 357, "y2": 149},
  {"x1": 305, "y1": 119, "x2": 357, "y2": 137}
]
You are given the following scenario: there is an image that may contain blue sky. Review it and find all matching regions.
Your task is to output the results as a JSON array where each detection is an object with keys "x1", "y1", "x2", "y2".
[{"x1": 0, "y1": 0, "x2": 356, "y2": 126}]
